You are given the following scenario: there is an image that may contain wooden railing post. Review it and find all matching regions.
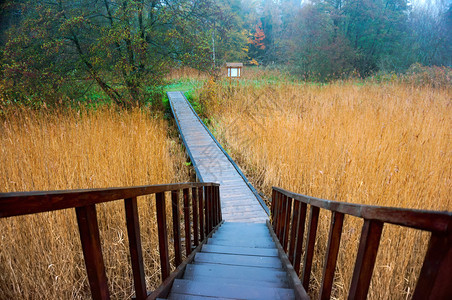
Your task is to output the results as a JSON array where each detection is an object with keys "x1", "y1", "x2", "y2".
[
  {"x1": 320, "y1": 211, "x2": 345, "y2": 300},
  {"x1": 211, "y1": 186, "x2": 216, "y2": 227},
  {"x1": 302, "y1": 205, "x2": 320, "y2": 290},
  {"x1": 171, "y1": 190, "x2": 182, "y2": 267},
  {"x1": 272, "y1": 190, "x2": 278, "y2": 229},
  {"x1": 277, "y1": 194, "x2": 287, "y2": 241},
  {"x1": 293, "y1": 202, "x2": 307, "y2": 274},
  {"x1": 275, "y1": 193, "x2": 284, "y2": 240},
  {"x1": 206, "y1": 186, "x2": 213, "y2": 234},
  {"x1": 288, "y1": 201, "x2": 304, "y2": 264},
  {"x1": 192, "y1": 187, "x2": 199, "y2": 247},
  {"x1": 198, "y1": 186, "x2": 205, "y2": 241},
  {"x1": 75, "y1": 205, "x2": 110, "y2": 300},
  {"x1": 213, "y1": 186, "x2": 217, "y2": 225},
  {"x1": 348, "y1": 219, "x2": 384, "y2": 300},
  {"x1": 155, "y1": 192, "x2": 170, "y2": 280},
  {"x1": 271, "y1": 189, "x2": 276, "y2": 225},
  {"x1": 413, "y1": 230, "x2": 452, "y2": 300},
  {"x1": 183, "y1": 188, "x2": 191, "y2": 255},
  {"x1": 283, "y1": 197, "x2": 293, "y2": 252},
  {"x1": 124, "y1": 197, "x2": 147, "y2": 300},
  {"x1": 215, "y1": 186, "x2": 221, "y2": 225}
]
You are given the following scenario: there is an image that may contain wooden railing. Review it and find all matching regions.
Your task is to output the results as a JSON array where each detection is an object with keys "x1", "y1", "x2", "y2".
[
  {"x1": 271, "y1": 187, "x2": 451, "y2": 300},
  {"x1": 0, "y1": 182, "x2": 222, "y2": 300}
]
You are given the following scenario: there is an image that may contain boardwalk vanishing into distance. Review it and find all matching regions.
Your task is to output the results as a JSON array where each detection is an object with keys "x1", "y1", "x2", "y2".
[
  {"x1": 165, "y1": 91, "x2": 303, "y2": 299},
  {"x1": 0, "y1": 92, "x2": 448, "y2": 300},
  {"x1": 168, "y1": 91, "x2": 268, "y2": 223}
]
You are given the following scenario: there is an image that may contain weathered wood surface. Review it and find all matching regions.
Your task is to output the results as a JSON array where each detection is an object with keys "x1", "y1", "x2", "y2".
[
  {"x1": 272, "y1": 187, "x2": 452, "y2": 300},
  {"x1": 168, "y1": 91, "x2": 268, "y2": 223},
  {"x1": 166, "y1": 222, "x2": 308, "y2": 300},
  {"x1": 2, "y1": 183, "x2": 222, "y2": 300}
]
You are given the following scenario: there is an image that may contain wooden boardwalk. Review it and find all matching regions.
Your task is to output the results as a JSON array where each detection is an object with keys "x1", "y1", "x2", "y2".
[
  {"x1": 168, "y1": 91, "x2": 268, "y2": 223},
  {"x1": 165, "y1": 92, "x2": 302, "y2": 299}
]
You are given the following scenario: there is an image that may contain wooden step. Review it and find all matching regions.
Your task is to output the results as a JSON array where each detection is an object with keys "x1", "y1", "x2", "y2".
[
  {"x1": 168, "y1": 279, "x2": 295, "y2": 299},
  {"x1": 185, "y1": 263, "x2": 289, "y2": 286},
  {"x1": 194, "y1": 252, "x2": 282, "y2": 269},
  {"x1": 181, "y1": 274, "x2": 286, "y2": 288},
  {"x1": 211, "y1": 234, "x2": 274, "y2": 244},
  {"x1": 201, "y1": 244, "x2": 278, "y2": 257},
  {"x1": 212, "y1": 229, "x2": 272, "y2": 238},
  {"x1": 214, "y1": 225, "x2": 270, "y2": 234},
  {"x1": 221, "y1": 222, "x2": 268, "y2": 228},
  {"x1": 208, "y1": 237, "x2": 276, "y2": 248},
  {"x1": 166, "y1": 294, "x2": 230, "y2": 300}
]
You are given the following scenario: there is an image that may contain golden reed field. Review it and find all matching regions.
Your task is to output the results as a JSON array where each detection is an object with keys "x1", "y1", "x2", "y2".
[
  {"x1": 0, "y1": 107, "x2": 189, "y2": 299},
  {"x1": 0, "y1": 69, "x2": 450, "y2": 299},
  {"x1": 200, "y1": 81, "x2": 451, "y2": 299}
]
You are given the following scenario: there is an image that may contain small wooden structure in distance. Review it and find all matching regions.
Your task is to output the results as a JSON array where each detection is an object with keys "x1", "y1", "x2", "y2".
[{"x1": 226, "y1": 62, "x2": 243, "y2": 78}]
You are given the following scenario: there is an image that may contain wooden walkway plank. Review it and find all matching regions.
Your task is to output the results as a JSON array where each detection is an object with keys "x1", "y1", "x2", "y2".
[
  {"x1": 185, "y1": 263, "x2": 289, "y2": 284},
  {"x1": 169, "y1": 279, "x2": 295, "y2": 299},
  {"x1": 201, "y1": 244, "x2": 279, "y2": 257}
]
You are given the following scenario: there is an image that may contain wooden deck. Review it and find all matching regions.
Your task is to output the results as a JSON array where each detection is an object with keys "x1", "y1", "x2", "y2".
[{"x1": 168, "y1": 91, "x2": 268, "y2": 223}]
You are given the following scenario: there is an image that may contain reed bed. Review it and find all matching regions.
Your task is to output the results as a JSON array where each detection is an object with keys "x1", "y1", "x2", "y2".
[
  {"x1": 0, "y1": 107, "x2": 189, "y2": 299},
  {"x1": 201, "y1": 81, "x2": 451, "y2": 299}
]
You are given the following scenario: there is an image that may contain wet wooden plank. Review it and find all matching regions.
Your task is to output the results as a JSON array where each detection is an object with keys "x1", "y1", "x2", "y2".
[
  {"x1": 202, "y1": 244, "x2": 278, "y2": 257},
  {"x1": 185, "y1": 263, "x2": 288, "y2": 284},
  {"x1": 195, "y1": 251, "x2": 282, "y2": 268},
  {"x1": 180, "y1": 274, "x2": 286, "y2": 288},
  {"x1": 212, "y1": 232, "x2": 274, "y2": 243},
  {"x1": 208, "y1": 238, "x2": 276, "y2": 249},
  {"x1": 195, "y1": 252, "x2": 282, "y2": 268},
  {"x1": 166, "y1": 293, "x2": 231, "y2": 300},
  {"x1": 169, "y1": 279, "x2": 294, "y2": 299}
]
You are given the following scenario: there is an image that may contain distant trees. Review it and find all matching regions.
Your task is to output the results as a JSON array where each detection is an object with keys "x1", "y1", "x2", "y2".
[
  {"x1": 1, "y1": 0, "x2": 450, "y2": 97},
  {"x1": 243, "y1": 0, "x2": 452, "y2": 80},
  {"x1": 409, "y1": 0, "x2": 452, "y2": 67},
  {"x1": 287, "y1": 2, "x2": 355, "y2": 80},
  {"x1": 1, "y1": 0, "x2": 241, "y2": 106}
]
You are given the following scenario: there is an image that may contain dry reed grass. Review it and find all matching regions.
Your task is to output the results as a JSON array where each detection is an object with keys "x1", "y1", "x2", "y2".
[
  {"x1": 201, "y1": 81, "x2": 451, "y2": 299},
  {"x1": 0, "y1": 106, "x2": 189, "y2": 299},
  {"x1": 166, "y1": 67, "x2": 210, "y2": 81}
]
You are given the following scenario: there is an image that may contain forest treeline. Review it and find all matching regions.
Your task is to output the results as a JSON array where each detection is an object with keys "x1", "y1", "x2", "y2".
[
  {"x1": 0, "y1": 0, "x2": 451, "y2": 107},
  {"x1": 244, "y1": 0, "x2": 452, "y2": 80}
]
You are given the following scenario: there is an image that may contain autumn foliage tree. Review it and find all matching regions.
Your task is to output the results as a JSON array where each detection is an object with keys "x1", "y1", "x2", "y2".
[
  {"x1": 248, "y1": 20, "x2": 267, "y2": 64},
  {"x1": 1, "y1": 0, "x2": 228, "y2": 107}
]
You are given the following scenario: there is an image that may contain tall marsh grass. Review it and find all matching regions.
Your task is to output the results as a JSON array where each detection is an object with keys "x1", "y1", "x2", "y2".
[
  {"x1": 201, "y1": 81, "x2": 451, "y2": 299},
  {"x1": 0, "y1": 107, "x2": 189, "y2": 299}
]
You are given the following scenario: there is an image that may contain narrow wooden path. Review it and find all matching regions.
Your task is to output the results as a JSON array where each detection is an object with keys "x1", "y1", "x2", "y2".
[
  {"x1": 168, "y1": 91, "x2": 268, "y2": 223},
  {"x1": 166, "y1": 92, "x2": 301, "y2": 299}
]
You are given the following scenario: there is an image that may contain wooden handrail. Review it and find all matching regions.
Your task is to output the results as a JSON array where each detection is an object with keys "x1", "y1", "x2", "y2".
[
  {"x1": 0, "y1": 182, "x2": 219, "y2": 218},
  {"x1": 0, "y1": 182, "x2": 222, "y2": 300},
  {"x1": 271, "y1": 187, "x2": 451, "y2": 300}
]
